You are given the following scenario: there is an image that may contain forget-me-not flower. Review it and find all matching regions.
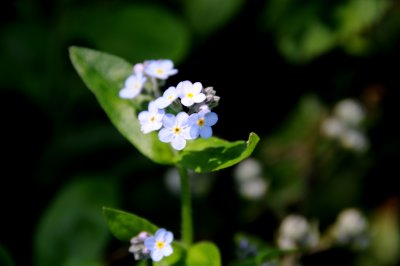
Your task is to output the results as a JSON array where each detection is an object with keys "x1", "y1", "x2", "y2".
[
  {"x1": 119, "y1": 73, "x2": 147, "y2": 99},
  {"x1": 188, "y1": 111, "x2": 218, "y2": 139},
  {"x1": 154, "y1": 86, "x2": 178, "y2": 109},
  {"x1": 144, "y1": 228, "x2": 174, "y2": 262},
  {"x1": 138, "y1": 101, "x2": 165, "y2": 134},
  {"x1": 159, "y1": 112, "x2": 191, "y2": 150},
  {"x1": 144, "y1": 59, "x2": 178, "y2": 80},
  {"x1": 176, "y1": 80, "x2": 206, "y2": 107}
]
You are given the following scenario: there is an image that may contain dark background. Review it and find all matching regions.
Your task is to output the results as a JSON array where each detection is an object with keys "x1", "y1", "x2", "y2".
[{"x1": 1, "y1": 0, "x2": 400, "y2": 265}]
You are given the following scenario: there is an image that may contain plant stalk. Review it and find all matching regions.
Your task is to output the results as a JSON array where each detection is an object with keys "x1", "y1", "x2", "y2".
[{"x1": 178, "y1": 165, "x2": 193, "y2": 247}]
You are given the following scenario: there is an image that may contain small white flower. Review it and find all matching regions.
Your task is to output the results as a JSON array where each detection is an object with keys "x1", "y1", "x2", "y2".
[
  {"x1": 144, "y1": 59, "x2": 178, "y2": 80},
  {"x1": 339, "y1": 128, "x2": 369, "y2": 153},
  {"x1": 176, "y1": 80, "x2": 206, "y2": 107},
  {"x1": 119, "y1": 73, "x2": 147, "y2": 99},
  {"x1": 333, "y1": 99, "x2": 365, "y2": 126},
  {"x1": 234, "y1": 158, "x2": 263, "y2": 182},
  {"x1": 238, "y1": 177, "x2": 268, "y2": 200},
  {"x1": 138, "y1": 101, "x2": 165, "y2": 134},
  {"x1": 154, "y1": 86, "x2": 178, "y2": 109},
  {"x1": 321, "y1": 117, "x2": 345, "y2": 138},
  {"x1": 332, "y1": 208, "x2": 369, "y2": 247},
  {"x1": 277, "y1": 215, "x2": 319, "y2": 250}
]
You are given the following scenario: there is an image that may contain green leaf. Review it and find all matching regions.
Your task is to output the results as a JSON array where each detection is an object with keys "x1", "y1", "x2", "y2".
[
  {"x1": 69, "y1": 46, "x2": 176, "y2": 165},
  {"x1": 34, "y1": 177, "x2": 118, "y2": 266},
  {"x1": 102, "y1": 207, "x2": 158, "y2": 241},
  {"x1": 177, "y1": 132, "x2": 260, "y2": 173},
  {"x1": 186, "y1": 242, "x2": 221, "y2": 266},
  {"x1": 70, "y1": 46, "x2": 260, "y2": 169}
]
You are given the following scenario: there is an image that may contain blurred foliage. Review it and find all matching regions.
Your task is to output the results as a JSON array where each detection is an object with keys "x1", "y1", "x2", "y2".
[
  {"x1": 34, "y1": 177, "x2": 119, "y2": 266},
  {"x1": 1, "y1": 0, "x2": 400, "y2": 265},
  {"x1": 261, "y1": 0, "x2": 399, "y2": 63}
]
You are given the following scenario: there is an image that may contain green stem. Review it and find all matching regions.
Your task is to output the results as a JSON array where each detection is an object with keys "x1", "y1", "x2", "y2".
[{"x1": 178, "y1": 165, "x2": 193, "y2": 247}]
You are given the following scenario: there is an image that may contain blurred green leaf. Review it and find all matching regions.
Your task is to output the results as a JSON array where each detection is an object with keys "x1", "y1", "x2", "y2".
[
  {"x1": 186, "y1": 242, "x2": 221, "y2": 266},
  {"x1": 102, "y1": 207, "x2": 158, "y2": 241},
  {"x1": 368, "y1": 202, "x2": 400, "y2": 266},
  {"x1": 262, "y1": 0, "x2": 392, "y2": 63},
  {"x1": 183, "y1": 0, "x2": 244, "y2": 37},
  {"x1": 69, "y1": 46, "x2": 176, "y2": 165},
  {"x1": 34, "y1": 177, "x2": 118, "y2": 266},
  {"x1": 178, "y1": 132, "x2": 260, "y2": 173},
  {"x1": 0, "y1": 243, "x2": 15, "y2": 266},
  {"x1": 63, "y1": 3, "x2": 190, "y2": 64}
]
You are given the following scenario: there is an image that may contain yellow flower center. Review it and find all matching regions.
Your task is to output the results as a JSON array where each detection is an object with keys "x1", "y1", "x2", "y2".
[
  {"x1": 156, "y1": 241, "x2": 165, "y2": 249},
  {"x1": 173, "y1": 126, "x2": 181, "y2": 134},
  {"x1": 186, "y1": 93, "x2": 194, "y2": 99},
  {"x1": 197, "y1": 118, "x2": 205, "y2": 127},
  {"x1": 149, "y1": 116, "x2": 156, "y2": 122},
  {"x1": 156, "y1": 68, "x2": 164, "y2": 75}
]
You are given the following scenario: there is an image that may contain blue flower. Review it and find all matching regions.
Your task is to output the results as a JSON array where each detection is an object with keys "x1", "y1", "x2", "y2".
[
  {"x1": 144, "y1": 228, "x2": 174, "y2": 262},
  {"x1": 188, "y1": 111, "x2": 218, "y2": 139},
  {"x1": 158, "y1": 112, "x2": 191, "y2": 150}
]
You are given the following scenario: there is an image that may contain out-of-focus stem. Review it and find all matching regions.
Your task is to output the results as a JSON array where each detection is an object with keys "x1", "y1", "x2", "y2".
[{"x1": 178, "y1": 165, "x2": 193, "y2": 247}]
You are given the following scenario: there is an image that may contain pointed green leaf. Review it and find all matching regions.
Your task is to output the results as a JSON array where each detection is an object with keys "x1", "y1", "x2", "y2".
[
  {"x1": 69, "y1": 46, "x2": 175, "y2": 165},
  {"x1": 102, "y1": 207, "x2": 158, "y2": 241},
  {"x1": 186, "y1": 242, "x2": 221, "y2": 266},
  {"x1": 177, "y1": 132, "x2": 260, "y2": 173},
  {"x1": 69, "y1": 46, "x2": 260, "y2": 170}
]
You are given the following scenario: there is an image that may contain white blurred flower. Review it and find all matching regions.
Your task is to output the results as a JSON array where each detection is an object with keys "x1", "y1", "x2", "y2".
[
  {"x1": 320, "y1": 117, "x2": 345, "y2": 138},
  {"x1": 339, "y1": 128, "x2": 369, "y2": 153},
  {"x1": 331, "y1": 208, "x2": 369, "y2": 249},
  {"x1": 277, "y1": 214, "x2": 319, "y2": 250},
  {"x1": 237, "y1": 177, "x2": 268, "y2": 200},
  {"x1": 321, "y1": 98, "x2": 369, "y2": 153},
  {"x1": 333, "y1": 99, "x2": 365, "y2": 126},
  {"x1": 234, "y1": 158, "x2": 263, "y2": 182},
  {"x1": 234, "y1": 158, "x2": 268, "y2": 200}
]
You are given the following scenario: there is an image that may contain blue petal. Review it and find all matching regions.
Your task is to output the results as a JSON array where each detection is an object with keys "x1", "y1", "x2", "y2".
[
  {"x1": 205, "y1": 112, "x2": 218, "y2": 126},
  {"x1": 172, "y1": 136, "x2": 186, "y2": 150},
  {"x1": 163, "y1": 114, "x2": 176, "y2": 128},
  {"x1": 159, "y1": 128, "x2": 173, "y2": 143},
  {"x1": 200, "y1": 126, "x2": 212, "y2": 138}
]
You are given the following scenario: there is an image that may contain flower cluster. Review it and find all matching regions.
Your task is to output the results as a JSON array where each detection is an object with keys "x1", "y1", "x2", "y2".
[
  {"x1": 119, "y1": 59, "x2": 220, "y2": 150},
  {"x1": 320, "y1": 98, "x2": 369, "y2": 153},
  {"x1": 129, "y1": 228, "x2": 174, "y2": 262},
  {"x1": 276, "y1": 214, "x2": 319, "y2": 250}
]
